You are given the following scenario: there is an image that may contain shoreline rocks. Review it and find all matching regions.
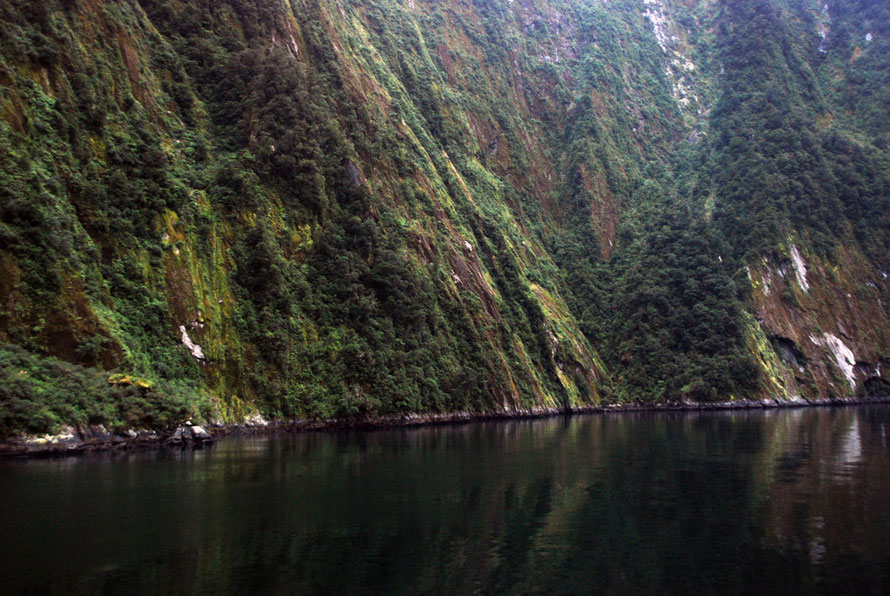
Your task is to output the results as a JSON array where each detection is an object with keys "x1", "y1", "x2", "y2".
[
  {"x1": 167, "y1": 422, "x2": 213, "y2": 444},
  {"x1": 3, "y1": 395, "x2": 889, "y2": 458}
]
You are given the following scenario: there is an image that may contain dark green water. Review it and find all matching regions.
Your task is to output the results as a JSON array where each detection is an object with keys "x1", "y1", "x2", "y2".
[{"x1": 2, "y1": 406, "x2": 890, "y2": 594}]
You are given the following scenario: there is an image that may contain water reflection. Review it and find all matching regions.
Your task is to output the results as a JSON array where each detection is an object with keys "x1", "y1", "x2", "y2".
[{"x1": 1, "y1": 407, "x2": 889, "y2": 593}]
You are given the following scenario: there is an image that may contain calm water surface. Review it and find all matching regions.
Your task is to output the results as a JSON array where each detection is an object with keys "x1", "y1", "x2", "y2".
[{"x1": 2, "y1": 406, "x2": 890, "y2": 594}]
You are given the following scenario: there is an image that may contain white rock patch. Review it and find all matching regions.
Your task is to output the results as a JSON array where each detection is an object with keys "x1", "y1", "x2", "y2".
[
  {"x1": 813, "y1": 332, "x2": 856, "y2": 390},
  {"x1": 789, "y1": 245, "x2": 810, "y2": 292},
  {"x1": 24, "y1": 425, "x2": 78, "y2": 445},
  {"x1": 180, "y1": 325, "x2": 205, "y2": 362},
  {"x1": 641, "y1": 0, "x2": 702, "y2": 127},
  {"x1": 817, "y1": 4, "x2": 831, "y2": 53},
  {"x1": 865, "y1": 32, "x2": 873, "y2": 42},
  {"x1": 817, "y1": 23, "x2": 829, "y2": 53},
  {"x1": 642, "y1": 0, "x2": 671, "y2": 55},
  {"x1": 245, "y1": 412, "x2": 269, "y2": 427}
]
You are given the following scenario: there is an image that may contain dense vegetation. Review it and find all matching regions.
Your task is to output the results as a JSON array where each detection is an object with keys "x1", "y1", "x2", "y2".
[
  {"x1": 1, "y1": 0, "x2": 889, "y2": 437},
  {"x1": 707, "y1": 0, "x2": 890, "y2": 265},
  {"x1": 0, "y1": 342, "x2": 190, "y2": 436}
]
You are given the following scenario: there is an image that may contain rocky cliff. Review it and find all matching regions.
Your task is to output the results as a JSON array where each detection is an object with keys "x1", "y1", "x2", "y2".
[{"x1": 1, "y1": 0, "x2": 888, "y2": 435}]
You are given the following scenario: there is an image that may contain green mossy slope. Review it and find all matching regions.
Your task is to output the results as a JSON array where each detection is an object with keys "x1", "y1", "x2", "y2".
[{"x1": 1, "y1": 0, "x2": 889, "y2": 436}]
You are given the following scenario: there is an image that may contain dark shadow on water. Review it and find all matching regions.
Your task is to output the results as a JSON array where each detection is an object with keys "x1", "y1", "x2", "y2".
[{"x1": 1, "y1": 406, "x2": 889, "y2": 593}]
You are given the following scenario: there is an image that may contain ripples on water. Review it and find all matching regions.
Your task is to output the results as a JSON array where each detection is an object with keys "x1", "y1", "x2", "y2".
[{"x1": 1, "y1": 406, "x2": 889, "y2": 593}]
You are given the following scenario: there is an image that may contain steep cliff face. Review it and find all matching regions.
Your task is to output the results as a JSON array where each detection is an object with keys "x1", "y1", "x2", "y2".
[
  {"x1": 705, "y1": 0, "x2": 890, "y2": 400},
  {"x1": 0, "y1": 0, "x2": 888, "y2": 434}
]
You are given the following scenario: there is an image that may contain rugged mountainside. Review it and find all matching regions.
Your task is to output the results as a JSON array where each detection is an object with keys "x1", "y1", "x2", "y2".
[{"x1": 1, "y1": 0, "x2": 889, "y2": 435}]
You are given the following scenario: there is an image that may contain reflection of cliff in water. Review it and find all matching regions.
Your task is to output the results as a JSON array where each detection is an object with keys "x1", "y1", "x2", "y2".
[
  {"x1": 1, "y1": 409, "x2": 889, "y2": 593},
  {"x1": 759, "y1": 407, "x2": 890, "y2": 588}
]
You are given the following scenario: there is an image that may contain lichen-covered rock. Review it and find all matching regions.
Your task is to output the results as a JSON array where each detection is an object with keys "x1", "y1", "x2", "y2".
[
  {"x1": 244, "y1": 413, "x2": 269, "y2": 428},
  {"x1": 86, "y1": 425, "x2": 111, "y2": 441},
  {"x1": 189, "y1": 426, "x2": 212, "y2": 442},
  {"x1": 169, "y1": 427, "x2": 188, "y2": 443}
]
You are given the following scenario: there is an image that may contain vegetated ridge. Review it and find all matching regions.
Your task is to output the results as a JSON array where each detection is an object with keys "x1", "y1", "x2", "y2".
[{"x1": 1, "y1": 0, "x2": 889, "y2": 438}]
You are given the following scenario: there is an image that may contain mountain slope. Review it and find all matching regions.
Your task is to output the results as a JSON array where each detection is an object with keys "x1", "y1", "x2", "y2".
[{"x1": 1, "y1": 0, "x2": 888, "y2": 436}]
